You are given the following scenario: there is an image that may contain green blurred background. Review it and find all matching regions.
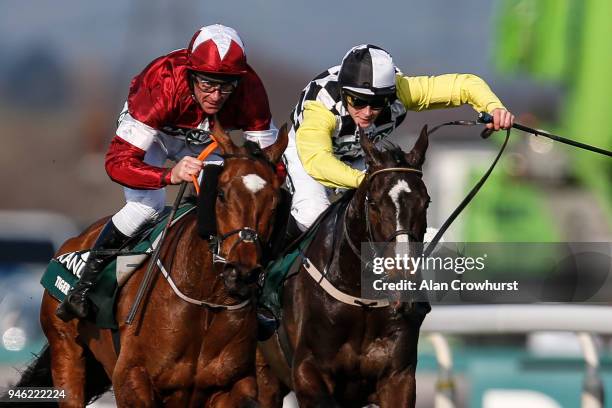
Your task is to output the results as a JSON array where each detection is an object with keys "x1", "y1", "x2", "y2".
[{"x1": 464, "y1": 0, "x2": 612, "y2": 242}]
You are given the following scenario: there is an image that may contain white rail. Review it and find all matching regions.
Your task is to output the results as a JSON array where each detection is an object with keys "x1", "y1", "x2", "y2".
[
  {"x1": 421, "y1": 305, "x2": 608, "y2": 408},
  {"x1": 422, "y1": 305, "x2": 612, "y2": 334}
]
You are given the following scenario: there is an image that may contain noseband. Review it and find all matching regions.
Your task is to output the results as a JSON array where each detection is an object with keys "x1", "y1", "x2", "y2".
[{"x1": 212, "y1": 227, "x2": 262, "y2": 265}]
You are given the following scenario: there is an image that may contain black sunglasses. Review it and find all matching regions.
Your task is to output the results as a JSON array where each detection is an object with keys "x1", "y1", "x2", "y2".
[{"x1": 345, "y1": 94, "x2": 390, "y2": 110}]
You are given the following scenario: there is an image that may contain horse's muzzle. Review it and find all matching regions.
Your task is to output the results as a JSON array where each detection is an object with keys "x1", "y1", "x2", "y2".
[{"x1": 222, "y1": 264, "x2": 262, "y2": 299}]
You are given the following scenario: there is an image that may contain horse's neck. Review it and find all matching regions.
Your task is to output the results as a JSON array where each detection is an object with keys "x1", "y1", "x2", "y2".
[
  {"x1": 345, "y1": 192, "x2": 368, "y2": 244},
  {"x1": 167, "y1": 220, "x2": 224, "y2": 301},
  {"x1": 312, "y1": 193, "x2": 366, "y2": 288}
]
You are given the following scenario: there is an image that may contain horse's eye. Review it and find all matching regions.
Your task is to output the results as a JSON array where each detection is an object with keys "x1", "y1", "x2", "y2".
[{"x1": 217, "y1": 190, "x2": 225, "y2": 202}]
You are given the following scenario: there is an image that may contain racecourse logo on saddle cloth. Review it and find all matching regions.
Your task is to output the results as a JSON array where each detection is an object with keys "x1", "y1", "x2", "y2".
[
  {"x1": 52, "y1": 247, "x2": 149, "y2": 293},
  {"x1": 40, "y1": 204, "x2": 195, "y2": 328}
]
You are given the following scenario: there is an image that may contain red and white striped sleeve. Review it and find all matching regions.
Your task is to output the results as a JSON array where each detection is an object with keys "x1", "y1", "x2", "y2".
[
  {"x1": 105, "y1": 108, "x2": 172, "y2": 190},
  {"x1": 105, "y1": 56, "x2": 178, "y2": 190}
]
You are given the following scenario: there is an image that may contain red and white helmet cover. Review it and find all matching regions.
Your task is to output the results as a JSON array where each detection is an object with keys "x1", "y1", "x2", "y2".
[{"x1": 187, "y1": 24, "x2": 248, "y2": 76}]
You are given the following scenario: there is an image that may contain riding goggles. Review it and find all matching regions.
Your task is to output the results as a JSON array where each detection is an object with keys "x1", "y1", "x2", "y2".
[
  {"x1": 345, "y1": 93, "x2": 390, "y2": 110},
  {"x1": 192, "y1": 73, "x2": 238, "y2": 95}
]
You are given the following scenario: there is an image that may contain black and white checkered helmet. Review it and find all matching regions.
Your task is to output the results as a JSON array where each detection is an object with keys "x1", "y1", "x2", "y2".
[{"x1": 338, "y1": 44, "x2": 397, "y2": 97}]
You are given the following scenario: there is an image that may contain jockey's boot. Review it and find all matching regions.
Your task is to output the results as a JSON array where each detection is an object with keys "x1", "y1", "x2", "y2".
[
  {"x1": 55, "y1": 220, "x2": 129, "y2": 322},
  {"x1": 256, "y1": 216, "x2": 303, "y2": 341}
]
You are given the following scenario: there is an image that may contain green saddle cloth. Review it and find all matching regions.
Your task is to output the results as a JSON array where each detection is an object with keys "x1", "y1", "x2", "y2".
[
  {"x1": 260, "y1": 230, "x2": 317, "y2": 319},
  {"x1": 40, "y1": 203, "x2": 195, "y2": 329},
  {"x1": 259, "y1": 190, "x2": 355, "y2": 319}
]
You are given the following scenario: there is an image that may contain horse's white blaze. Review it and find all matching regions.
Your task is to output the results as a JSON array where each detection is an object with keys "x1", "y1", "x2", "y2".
[
  {"x1": 388, "y1": 180, "x2": 411, "y2": 248},
  {"x1": 242, "y1": 174, "x2": 266, "y2": 193}
]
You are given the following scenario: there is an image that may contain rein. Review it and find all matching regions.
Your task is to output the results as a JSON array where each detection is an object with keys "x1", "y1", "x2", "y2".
[
  {"x1": 305, "y1": 119, "x2": 510, "y2": 308},
  {"x1": 303, "y1": 112, "x2": 604, "y2": 310},
  {"x1": 423, "y1": 120, "x2": 511, "y2": 257},
  {"x1": 423, "y1": 111, "x2": 612, "y2": 254},
  {"x1": 154, "y1": 221, "x2": 256, "y2": 312}
]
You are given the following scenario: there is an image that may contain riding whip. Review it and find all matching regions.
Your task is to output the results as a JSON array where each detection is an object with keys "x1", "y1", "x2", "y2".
[
  {"x1": 478, "y1": 112, "x2": 612, "y2": 157},
  {"x1": 125, "y1": 132, "x2": 220, "y2": 325},
  {"x1": 125, "y1": 180, "x2": 188, "y2": 325}
]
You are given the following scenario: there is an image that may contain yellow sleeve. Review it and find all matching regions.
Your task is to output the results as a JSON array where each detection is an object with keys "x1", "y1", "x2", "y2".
[
  {"x1": 295, "y1": 101, "x2": 365, "y2": 189},
  {"x1": 396, "y1": 73, "x2": 505, "y2": 113}
]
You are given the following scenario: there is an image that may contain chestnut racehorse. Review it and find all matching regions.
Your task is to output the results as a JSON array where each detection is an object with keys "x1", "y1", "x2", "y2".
[
  {"x1": 13, "y1": 124, "x2": 288, "y2": 407},
  {"x1": 257, "y1": 126, "x2": 432, "y2": 408}
]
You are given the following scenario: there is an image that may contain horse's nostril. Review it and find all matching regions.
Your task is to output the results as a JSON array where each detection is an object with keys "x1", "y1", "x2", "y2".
[
  {"x1": 223, "y1": 264, "x2": 262, "y2": 285},
  {"x1": 245, "y1": 266, "x2": 263, "y2": 284},
  {"x1": 223, "y1": 266, "x2": 238, "y2": 281}
]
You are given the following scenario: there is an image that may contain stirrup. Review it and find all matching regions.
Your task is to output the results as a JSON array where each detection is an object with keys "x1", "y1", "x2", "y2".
[{"x1": 55, "y1": 287, "x2": 91, "y2": 322}]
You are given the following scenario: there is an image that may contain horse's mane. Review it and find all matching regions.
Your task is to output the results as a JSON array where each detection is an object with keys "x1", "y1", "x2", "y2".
[
  {"x1": 233, "y1": 140, "x2": 277, "y2": 171},
  {"x1": 243, "y1": 140, "x2": 267, "y2": 160},
  {"x1": 221, "y1": 140, "x2": 273, "y2": 166},
  {"x1": 380, "y1": 141, "x2": 410, "y2": 167}
]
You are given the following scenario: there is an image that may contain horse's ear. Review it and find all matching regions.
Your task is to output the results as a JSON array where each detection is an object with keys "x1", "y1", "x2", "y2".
[
  {"x1": 211, "y1": 117, "x2": 236, "y2": 155},
  {"x1": 359, "y1": 128, "x2": 383, "y2": 168},
  {"x1": 406, "y1": 125, "x2": 429, "y2": 168},
  {"x1": 263, "y1": 123, "x2": 289, "y2": 164}
]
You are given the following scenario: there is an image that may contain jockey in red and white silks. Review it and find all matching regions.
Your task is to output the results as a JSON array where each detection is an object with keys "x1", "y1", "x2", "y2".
[
  {"x1": 56, "y1": 24, "x2": 277, "y2": 322},
  {"x1": 107, "y1": 24, "x2": 276, "y2": 236}
]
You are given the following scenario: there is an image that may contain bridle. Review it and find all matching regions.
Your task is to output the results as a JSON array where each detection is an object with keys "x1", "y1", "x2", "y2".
[
  {"x1": 299, "y1": 165, "x2": 427, "y2": 309},
  {"x1": 159, "y1": 152, "x2": 277, "y2": 310},
  {"x1": 211, "y1": 227, "x2": 262, "y2": 266},
  {"x1": 343, "y1": 166, "x2": 424, "y2": 261},
  {"x1": 209, "y1": 151, "x2": 276, "y2": 266},
  {"x1": 301, "y1": 113, "x2": 608, "y2": 310}
]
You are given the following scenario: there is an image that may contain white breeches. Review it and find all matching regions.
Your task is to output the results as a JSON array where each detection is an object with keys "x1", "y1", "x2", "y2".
[
  {"x1": 283, "y1": 127, "x2": 365, "y2": 232},
  {"x1": 112, "y1": 128, "x2": 277, "y2": 237}
]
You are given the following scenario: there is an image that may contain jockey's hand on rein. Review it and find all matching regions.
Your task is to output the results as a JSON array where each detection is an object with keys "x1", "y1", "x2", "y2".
[
  {"x1": 170, "y1": 156, "x2": 204, "y2": 184},
  {"x1": 485, "y1": 108, "x2": 515, "y2": 131}
]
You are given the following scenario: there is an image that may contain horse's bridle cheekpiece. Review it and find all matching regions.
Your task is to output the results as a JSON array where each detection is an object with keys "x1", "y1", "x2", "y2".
[
  {"x1": 301, "y1": 165, "x2": 426, "y2": 309},
  {"x1": 214, "y1": 227, "x2": 262, "y2": 263},
  {"x1": 343, "y1": 166, "x2": 423, "y2": 260}
]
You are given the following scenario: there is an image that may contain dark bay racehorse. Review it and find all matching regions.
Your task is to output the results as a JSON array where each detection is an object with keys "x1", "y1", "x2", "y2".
[
  {"x1": 13, "y1": 124, "x2": 288, "y2": 407},
  {"x1": 258, "y1": 126, "x2": 431, "y2": 408}
]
